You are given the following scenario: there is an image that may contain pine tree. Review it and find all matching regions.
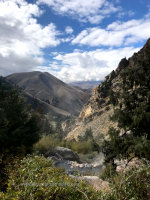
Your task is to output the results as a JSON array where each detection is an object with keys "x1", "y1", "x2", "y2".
[
  {"x1": 0, "y1": 78, "x2": 40, "y2": 154},
  {"x1": 0, "y1": 78, "x2": 40, "y2": 190},
  {"x1": 102, "y1": 52, "x2": 150, "y2": 164}
]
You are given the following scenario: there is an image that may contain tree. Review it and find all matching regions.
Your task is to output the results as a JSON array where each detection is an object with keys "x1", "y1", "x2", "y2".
[
  {"x1": 0, "y1": 77, "x2": 40, "y2": 190},
  {"x1": 102, "y1": 54, "x2": 150, "y2": 165},
  {"x1": 0, "y1": 78, "x2": 40, "y2": 154},
  {"x1": 55, "y1": 120, "x2": 65, "y2": 138}
]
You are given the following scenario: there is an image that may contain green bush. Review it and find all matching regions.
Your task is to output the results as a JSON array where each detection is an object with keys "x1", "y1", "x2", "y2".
[
  {"x1": 99, "y1": 163, "x2": 117, "y2": 182},
  {"x1": 34, "y1": 135, "x2": 61, "y2": 154},
  {"x1": 35, "y1": 134, "x2": 98, "y2": 156},
  {"x1": 2, "y1": 155, "x2": 101, "y2": 200},
  {"x1": 63, "y1": 139, "x2": 99, "y2": 155},
  {"x1": 100, "y1": 162, "x2": 150, "y2": 200},
  {"x1": 1, "y1": 156, "x2": 150, "y2": 200},
  {"x1": 69, "y1": 140, "x2": 94, "y2": 154}
]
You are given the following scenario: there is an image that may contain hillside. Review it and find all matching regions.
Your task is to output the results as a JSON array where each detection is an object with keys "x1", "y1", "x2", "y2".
[
  {"x1": 66, "y1": 38, "x2": 150, "y2": 141},
  {"x1": 7, "y1": 71, "x2": 90, "y2": 117}
]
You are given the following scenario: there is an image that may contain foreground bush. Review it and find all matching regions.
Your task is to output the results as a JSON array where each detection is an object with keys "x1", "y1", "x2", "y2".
[
  {"x1": 100, "y1": 161, "x2": 150, "y2": 200},
  {"x1": 1, "y1": 155, "x2": 150, "y2": 200},
  {"x1": 2, "y1": 155, "x2": 101, "y2": 200}
]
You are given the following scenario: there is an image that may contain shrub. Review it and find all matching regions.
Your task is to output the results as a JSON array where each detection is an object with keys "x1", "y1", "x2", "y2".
[
  {"x1": 99, "y1": 164, "x2": 117, "y2": 182},
  {"x1": 100, "y1": 161, "x2": 150, "y2": 200},
  {"x1": 64, "y1": 138, "x2": 99, "y2": 155},
  {"x1": 35, "y1": 134, "x2": 99, "y2": 156},
  {"x1": 3, "y1": 155, "x2": 101, "y2": 200},
  {"x1": 69, "y1": 140, "x2": 94, "y2": 154},
  {"x1": 34, "y1": 135, "x2": 61, "y2": 154}
]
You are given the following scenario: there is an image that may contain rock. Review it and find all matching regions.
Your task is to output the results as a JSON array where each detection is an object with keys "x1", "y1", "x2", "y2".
[
  {"x1": 53, "y1": 159, "x2": 103, "y2": 176},
  {"x1": 66, "y1": 39, "x2": 150, "y2": 141},
  {"x1": 116, "y1": 58, "x2": 129, "y2": 74},
  {"x1": 70, "y1": 175, "x2": 110, "y2": 192},
  {"x1": 115, "y1": 158, "x2": 143, "y2": 173},
  {"x1": 46, "y1": 146, "x2": 81, "y2": 163}
]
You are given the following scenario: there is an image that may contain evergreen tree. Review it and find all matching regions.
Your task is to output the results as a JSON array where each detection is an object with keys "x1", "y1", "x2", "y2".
[
  {"x1": 0, "y1": 78, "x2": 40, "y2": 190},
  {"x1": 102, "y1": 54, "x2": 150, "y2": 164},
  {"x1": 0, "y1": 78, "x2": 40, "y2": 154},
  {"x1": 55, "y1": 120, "x2": 65, "y2": 138}
]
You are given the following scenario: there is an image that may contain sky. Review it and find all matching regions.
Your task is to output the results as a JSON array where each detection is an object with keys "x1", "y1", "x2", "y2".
[{"x1": 0, "y1": 0, "x2": 150, "y2": 83}]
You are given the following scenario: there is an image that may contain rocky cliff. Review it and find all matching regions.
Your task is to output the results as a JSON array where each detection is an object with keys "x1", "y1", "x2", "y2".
[{"x1": 66, "y1": 38, "x2": 150, "y2": 141}]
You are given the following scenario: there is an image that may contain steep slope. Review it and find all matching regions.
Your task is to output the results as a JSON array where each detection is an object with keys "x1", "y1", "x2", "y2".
[
  {"x1": 66, "y1": 38, "x2": 150, "y2": 140},
  {"x1": 7, "y1": 71, "x2": 90, "y2": 116}
]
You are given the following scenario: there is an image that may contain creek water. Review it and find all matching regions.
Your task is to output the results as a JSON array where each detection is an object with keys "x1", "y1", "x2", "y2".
[{"x1": 54, "y1": 152, "x2": 104, "y2": 176}]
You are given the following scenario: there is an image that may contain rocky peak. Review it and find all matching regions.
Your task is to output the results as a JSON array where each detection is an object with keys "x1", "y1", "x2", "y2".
[{"x1": 115, "y1": 58, "x2": 129, "y2": 75}]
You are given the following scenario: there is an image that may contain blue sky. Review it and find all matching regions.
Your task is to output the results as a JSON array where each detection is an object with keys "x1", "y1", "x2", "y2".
[{"x1": 0, "y1": 0, "x2": 150, "y2": 82}]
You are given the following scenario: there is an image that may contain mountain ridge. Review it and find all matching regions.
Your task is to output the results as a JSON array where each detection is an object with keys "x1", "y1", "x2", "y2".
[{"x1": 7, "y1": 71, "x2": 90, "y2": 117}]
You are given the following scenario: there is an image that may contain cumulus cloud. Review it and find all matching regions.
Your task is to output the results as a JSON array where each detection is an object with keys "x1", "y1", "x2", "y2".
[
  {"x1": 65, "y1": 26, "x2": 74, "y2": 34},
  {"x1": 72, "y1": 18, "x2": 150, "y2": 46},
  {"x1": 37, "y1": 0, "x2": 120, "y2": 24},
  {"x1": 39, "y1": 47, "x2": 140, "y2": 83},
  {"x1": 0, "y1": 0, "x2": 60, "y2": 76}
]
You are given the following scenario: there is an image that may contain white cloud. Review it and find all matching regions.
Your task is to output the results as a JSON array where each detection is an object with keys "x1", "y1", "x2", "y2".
[
  {"x1": 117, "y1": 10, "x2": 135, "y2": 18},
  {"x1": 37, "y1": 0, "x2": 120, "y2": 24},
  {"x1": 40, "y1": 47, "x2": 140, "y2": 83},
  {"x1": 0, "y1": 0, "x2": 60, "y2": 76},
  {"x1": 0, "y1": 52, "x2": 43, "y2": 76},
  {"x1": 72, "y1": 18, "x2": 150, "y2": 47},
  {"x1": 65, "y1": 26, "x2": 74, "y2": 34}
]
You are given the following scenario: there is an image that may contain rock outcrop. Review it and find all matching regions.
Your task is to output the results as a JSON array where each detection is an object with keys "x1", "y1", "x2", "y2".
[{"x1": 66, "y1": 38, "x2": 150, "y2": 141}]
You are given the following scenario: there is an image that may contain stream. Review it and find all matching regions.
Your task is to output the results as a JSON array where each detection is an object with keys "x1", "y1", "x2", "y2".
[{"x1": 53, "y1": 152, "x2": 104, "y2": 176}]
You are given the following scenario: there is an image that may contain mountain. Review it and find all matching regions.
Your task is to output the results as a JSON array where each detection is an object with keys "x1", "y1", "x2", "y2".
[
  {"x1": 7, "y1": 71, "x2": 90, "y2": 117},
  {"x1": 66, "y1": 38, "x2": 150, "y2": 140},
  {"x1": 70, "y1": 81, "x2": 101, "y2": 89}
]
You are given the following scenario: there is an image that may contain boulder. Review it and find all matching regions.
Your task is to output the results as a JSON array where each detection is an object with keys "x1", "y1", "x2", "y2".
[{"x1": 46, "y1": 146, "x2": 81, "y2": 163}]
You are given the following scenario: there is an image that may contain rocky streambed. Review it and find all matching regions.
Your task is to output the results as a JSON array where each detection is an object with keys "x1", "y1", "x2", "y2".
[
  {"x1": 46, "y1": 146, "x2": 109, "y2": 191},
  {"x1": 47, "y1": 146, "x2": 104, "y2": 176},
  {"x1": 54, "y1": 159, "x2": 103, "y2": 176}
]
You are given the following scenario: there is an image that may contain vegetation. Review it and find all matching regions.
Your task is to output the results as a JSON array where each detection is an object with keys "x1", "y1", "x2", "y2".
[
  {"x1": 0, "y1": 78, "x2": 40, "y2": 191},
  {"x1": 35, "y1": 134, "x2": 99, "y2": 155},
  {"x1": 99, "y1": 162, "x2": 117, "y2": 183},
  {"x1": 65, "y1": 139, "x2": 97, "y2": 154},
  {"x1": 65, "y1": 127, "x2": 99, "y2": 154},
  {"x1": 1, "y1": 155, "x2": 101, "y2": 200},
  {"x1": 102, "y1": 57, "x2": 150, "y2": 166},
  {"x1": 1, "y1": 155, "x2": 150, "y2": 200},
  {"x1": 100, "y1": 161, "x2": 150, "y2": 200},
  {"x1": 34, "y1": 134, "x2": 61, "y2": 154},
  {"x1": 35, "y1": 126, "x2": 100, "y2": 156},
  {"x1": 99, "y1": 48, "x2": 150, "y2": 199},
  {"x1": 0, "y1": 78, "x2": 40, "y2": 154},
  {"x1": 1, "y1": 42, "x2": 150, "y2": 199}
]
